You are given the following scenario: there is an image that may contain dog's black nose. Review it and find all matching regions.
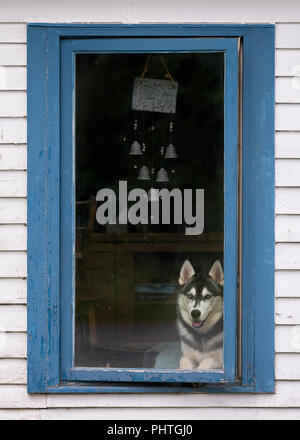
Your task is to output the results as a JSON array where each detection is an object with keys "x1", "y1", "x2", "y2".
[{"x1": 191, "y1": 309, "x2": 201, "y2": 319}]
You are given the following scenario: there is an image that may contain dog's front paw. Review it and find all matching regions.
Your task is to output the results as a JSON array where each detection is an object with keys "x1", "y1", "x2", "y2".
[
  {"x1": 197, "y1": 357, "x2": 221, "y2": 370},
  {"x1": 179, "y1": 356, "x2": 195, "y2": 369}
]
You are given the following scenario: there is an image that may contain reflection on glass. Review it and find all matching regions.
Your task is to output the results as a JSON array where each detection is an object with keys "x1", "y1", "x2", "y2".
[{"x1": 75, "y1": 53, "x2": 224, "y2": 370}]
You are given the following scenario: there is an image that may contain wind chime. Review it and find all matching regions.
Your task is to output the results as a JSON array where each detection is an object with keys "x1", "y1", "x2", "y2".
[{"x1": 129, "y1": 55, "x2": 178, "y2": 184}]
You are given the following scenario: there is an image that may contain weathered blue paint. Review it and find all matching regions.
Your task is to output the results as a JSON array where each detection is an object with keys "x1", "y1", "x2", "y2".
[
  {"x1": 27, "y1": 25, "x2": 50, "y2": 393},
  {"x1": 27, "y1": 26, "x2": 64, "y2": 392},
  {"x1": 46, "y1": 383, "x2": 257, "y2": 394},
  {"x1": 27, "y1": 23, "x2": 275, "y2": 394},
  {"x1": 243, "y1": 27, "x2": 275, "y2": 392}
]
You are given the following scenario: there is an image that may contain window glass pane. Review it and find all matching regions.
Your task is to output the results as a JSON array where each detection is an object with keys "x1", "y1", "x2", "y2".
[{"x1": 75, "y1": 53, "x2": 224, "y2": 370}]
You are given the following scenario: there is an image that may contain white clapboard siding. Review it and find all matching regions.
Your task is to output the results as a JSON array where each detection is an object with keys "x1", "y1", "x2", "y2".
[
  {"x1": 121, "y1": 1, "x2": 282, "y2": 23},
  {"x1": 44, "y1": 381, "x2": 300, "y2": 408},
  {"x1": 0, "y1": 118, "x2": 26, "y2": 143},
  {"x1": 276, "y1": 354, "x2": 300, "y2": 379},
  {"x1": 276, "y1": 160, "x2": 300, "y2": 187},
  {"x1": 276, "y1": 105, "x2": 300, "y2": 131},
  {"x1": 276, "y1": 50, "x2": 300, "y2": 77},
  {"x1": 0, "y1": 359, "x2": 26, "y2": 384},
  {"x1": 0, "y1": 225, "x2": 26, "y2": 251},
  {"x1": 276, "y1": 243, "x2": 300, "y2": 269},
  {"x1": 276, "y1": 271, "x2": 300, "y2": 297},
  {"x1": 276, "y1": 24, "x2": 300, "y2": 49},
  {"x1": 276, "y1": 77, "x2": 300, "y2": 103},
  {"x1": 0, "y1": 44, "x2": 26, "y2": 66},
  {"x1": 0, "y1": 3, "x2": 127, "y2": 24},
  {"x1": 40, "y1": 407, "x2": 300, "y2": 420},
  {"x1": 276, "y1": 326, "x2": 300, "y2": 352},
  {"x1": 0, "y1": 386, "x2": 46, "y2": 409},
  {"x1": 0, "y1": 67, "x2": 26, "y2": 90},
  {"x1": 276, "y1": 132, "x2": 300, "y2": 158},
  {"x1": 0, "y1": 305, "x2": 26, "y2": 332},
  {"x1": 0, "y1": 279, "x2": 26, "y2": 304},
  {"x1": 0, "y1": 24, "x2": 26, "y2": 43},
  {"x1": 3, "y1": 0, "x2": 300, "y2": 23},
  {"x1": 0, "y1": 171, "x2": 26, "y2": 197},
  {"x1": 0, "y1": 252, "x2": 26, "y2": 278},
  {"x1": 0, "y1": 409, "x2": 40, "y2": 420},
  {"x1": 276, "y1": 188, "x2": 300, "y2": 214},
  {"x1": 0, "y1": 92, "x2": 26, "y2": 117},
  {"x1": 0, "y1": 198, "x2": 26, "y2": 224},
  {"x1": 0, "y1": 332, "x2": 26, "y2": 358},
  {"x1": 276, "y1": 215, "x2": 300, "y2": 242},
  {"x1": 0, "y1": 145, "x2": 26, "y2": 170},
  {"x1": 276, "y1": 298, "x2": 300, "y2": 325}
]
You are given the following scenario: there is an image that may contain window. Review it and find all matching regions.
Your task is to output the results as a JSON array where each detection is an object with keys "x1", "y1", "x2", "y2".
[{"x1": 27, "y1": 24, "x2": 275, "y2": 393}]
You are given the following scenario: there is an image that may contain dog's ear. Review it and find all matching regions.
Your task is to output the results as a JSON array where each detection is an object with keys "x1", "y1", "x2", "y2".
[
  {"x1": 179, "y1": 260, "x2": 195, "y2": 285},
  {"x1": 209, "y1": 260, "x2": 224, "y2": 286}
]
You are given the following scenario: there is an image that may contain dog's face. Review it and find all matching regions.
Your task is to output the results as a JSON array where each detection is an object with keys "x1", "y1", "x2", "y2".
[{"x1": 177, "y1": 260, "x2": 223, "y2": 331}]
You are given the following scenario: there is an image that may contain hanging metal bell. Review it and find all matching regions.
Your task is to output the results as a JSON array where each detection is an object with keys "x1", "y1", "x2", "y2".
[
  {"x1": 137, "y1": 165, "x2": 151, "y2": 180},
  {"x1": 156, "y1": 167, "x2": 169, "y2": 182},
  {"x1": 164, "y1": 143, "x2": 178, "y2": 159},
  {"x1": 129, "y1": 141, "x2": 142, "y2": 155}
]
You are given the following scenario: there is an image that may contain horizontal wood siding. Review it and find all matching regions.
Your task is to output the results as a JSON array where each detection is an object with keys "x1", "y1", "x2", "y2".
[{"x1": 0, "y1": 6, "x2": 299, "y2": 419}]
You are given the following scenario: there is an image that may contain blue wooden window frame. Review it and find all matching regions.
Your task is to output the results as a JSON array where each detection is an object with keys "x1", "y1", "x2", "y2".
[
  {"x1": 61, "y1": 37, "x2": 238, "y2": 385},
  {"x1": 27, "y1": 24, "x2": 275, "y2": 394}
]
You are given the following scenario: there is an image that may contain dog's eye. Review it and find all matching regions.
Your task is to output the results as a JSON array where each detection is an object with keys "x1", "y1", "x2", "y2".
[
  {"x1": 187, "y1": 294, "x2": 194, "y2": 300},
  {"x1": 205, "y1": 294, "x2": 212, "y2": 300}
]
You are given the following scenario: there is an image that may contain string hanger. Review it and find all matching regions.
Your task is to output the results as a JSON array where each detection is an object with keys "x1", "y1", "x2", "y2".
[{"x1": 139, "y1": 54, "x2": 176, "y2": 88}]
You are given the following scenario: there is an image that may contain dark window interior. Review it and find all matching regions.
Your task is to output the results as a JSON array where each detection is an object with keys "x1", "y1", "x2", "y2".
[{"x1": 74, "y1": 53, "x2": 224, "y2": 368}]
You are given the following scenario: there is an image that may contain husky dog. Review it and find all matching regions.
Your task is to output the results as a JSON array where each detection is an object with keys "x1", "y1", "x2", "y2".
[{"x1": 176, "y1": 260, "x2": 224, "y2": 370}]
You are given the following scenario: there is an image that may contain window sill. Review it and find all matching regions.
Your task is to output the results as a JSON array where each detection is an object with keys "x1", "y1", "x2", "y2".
[{"x1": 41, "y1": 381, "x2": 274, "y2": 394}]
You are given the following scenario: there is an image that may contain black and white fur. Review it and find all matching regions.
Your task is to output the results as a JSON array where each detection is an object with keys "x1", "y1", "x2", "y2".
[{"x1": 176, "y1": 260, "x2": 224, "y2": 370}]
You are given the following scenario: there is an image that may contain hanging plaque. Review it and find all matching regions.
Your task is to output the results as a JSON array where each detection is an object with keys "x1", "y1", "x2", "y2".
[{"x1": 132, "y1": 77, "x2": 178, "y2": 114}]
